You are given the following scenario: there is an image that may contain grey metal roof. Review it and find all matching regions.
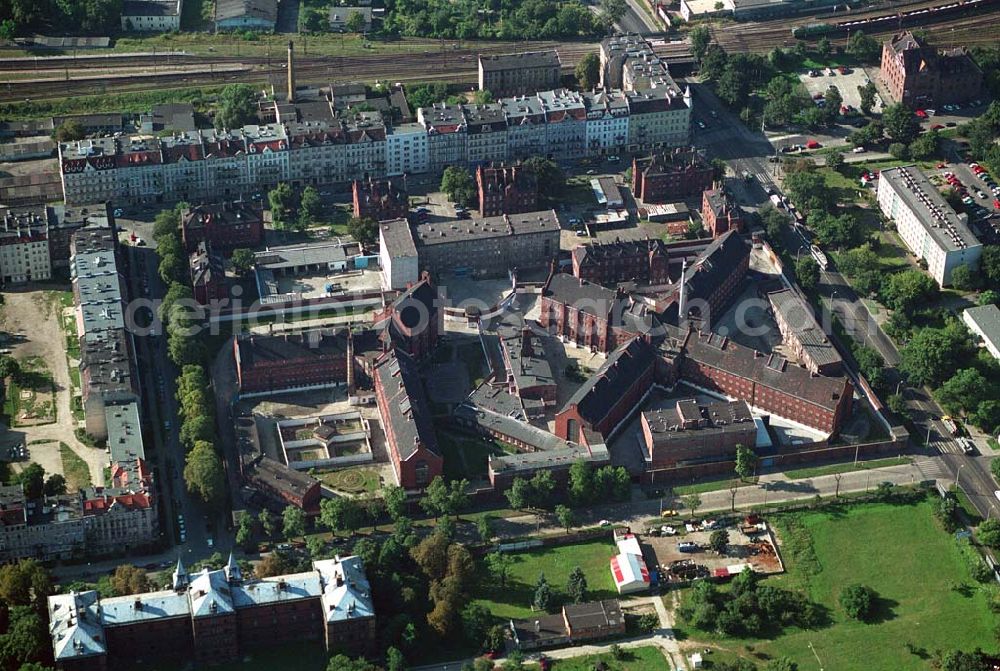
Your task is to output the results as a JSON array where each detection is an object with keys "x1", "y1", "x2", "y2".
[
  {"x1": 379, "y1": 218, "x2": 418, "y2": 258},
  {"x1": 188, "y1": 568, "x2": 235, "y2": 618},
  {"x1": 767, "y1": 289, "x2": 843, "y2": 369},
  {"x1": 253, "y1": 239, "x2": 361, "y2": 270},
  {"x1": 479, "y1": 50, "x2": 561, "y2": 71},
  {"x1": 100, "y1": 590, "x2": 190, "y2": 626},
  {"x1": 316, "y1": 556, "x2": 375, "y2": 623},
  {"x1": 48, "y1": 591, "x2": 106, "y2": 661},
  {"x1": 233, "y1": 572, "x2": 322, "y2": 607},
  {"x1": 412, "y1": 210, "x2": 559, "y2": 247},
  {"x1": 880, "y1": 166, "x2": 980, "y2": 252},
  {"x1": 964, "y1": 304, "x2": 1000, "y2": 353}
]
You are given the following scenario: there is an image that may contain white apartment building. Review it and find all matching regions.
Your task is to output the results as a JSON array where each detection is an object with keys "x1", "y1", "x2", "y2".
[
  {"x1": 0, "y1": 208, "x2": 52, "y2": 284},
  {"x1": 419, "y1": 104, "x2": 468, "y2": 173},
  {"x1": 121, "y1": 0, "x2": 183, "y2": 31},
  {"x1": 877, "y1": 166, "x2": 982, "y2": 286},
  {"x1": 963, "y1": 304, "x2": 1000, "y2": 361},
  {"x1": 584, "y1": 90, "x2": 630, "y2": 155},
  {"x1": 387, "y1": 123, "x2": 429, "y2": 176}
]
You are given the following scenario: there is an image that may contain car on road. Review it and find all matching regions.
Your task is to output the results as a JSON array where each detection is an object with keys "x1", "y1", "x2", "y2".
[
  {"x1": 567, "y1": 217, "x2": 580, "y2": 226},
  {"x1": 575, "y1": 229, "x2": 588, "y2": 237},
  {"x1": 598, "y1": 519, "x2": 611, "y2": 527},
  {"x1": 113, "y1": 208, "x2": 124, "y2": 217},
  {"x1": 696, "y1": 121, "x2": 706, "y2": 129},
  {"x1": 586, "y1": 169, "x2": 596, "y2": 174}
]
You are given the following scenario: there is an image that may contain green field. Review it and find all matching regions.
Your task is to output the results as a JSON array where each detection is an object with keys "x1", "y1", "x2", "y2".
[
  {"x1": 314, "y1": 465, "x2": 381, "y2": 494},
  {"x1": 782, "y1": 456, "x2": 912, "y2": 480},
  {"x1": 550, "y1": 646, "x2": 672, "y2": 670},
  {"x1": 472, "y1": 539, "x2": 618, "y2": 619},
  {"x1": 437, "y1": 430, "x2": 504, "y2": 480},
  {"x1": 60, "y1": 442, "x2": 93, "y2": 491},
  {"x1": 679, "y1": 499, "x2": 998, "y2": 670},
  {"x1": 673, "y1": 477, "x2": 752, "y2": 496}
]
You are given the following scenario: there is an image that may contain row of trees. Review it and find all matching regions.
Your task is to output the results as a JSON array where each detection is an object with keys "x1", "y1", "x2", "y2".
[
  {"x1": 381, "y1": 0, "x2": 617, "y2": 41},
  {"x1": 153, "y1": 207, "x2": 227, "y2": 511},
  {"x1": 268, "y1": 183, "x2": 325, "y2": 231},
  {"x1": 0, "y1": 559, "x2": 54, "y2": 671},
  {"x1": 0, "y1": 0, "x2": 121, "y2": 37}
]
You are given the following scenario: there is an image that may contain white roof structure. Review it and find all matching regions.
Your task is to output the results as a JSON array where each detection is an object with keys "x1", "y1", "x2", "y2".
[
  {"x1": 316, "y1": 555, "x2": 375, "y2": 623},
  {"x1": 188, "y1": 568, "x2": 236, "y2": 618},
  {"x1": 610, "y1": 533, "x2": 650, "y2": 594},
  {"x1": 48, "y1": 592, "x2": 107, "y2": 662}
]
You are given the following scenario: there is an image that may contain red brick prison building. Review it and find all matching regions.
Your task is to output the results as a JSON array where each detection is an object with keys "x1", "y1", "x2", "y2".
[
  {"x1": 540, "y1": 272, "x2": 662, "y2": 354},
  {"x1": 571, "y1": 238, "x2": 670, "y2": 287},
  {"x1": 352, "y1": 177, "x2": 408, "y2": 222},
  {"x1": 498, "y1": 316, "x2": 557, "y2": 411},
  {"x1": 701, "y1": 188, "x2": 745, "y2": 238},
  {"x1": 47, "y1": 555, "x2": 376, "y2": 671},
  {"x1": 373, "y1": 348, "x2": 443, "y2": 489},
  {"x1": 476, "y1": 163, "x2": 538, "y2": 217},
  {"x1": 767, "y1": 288, "x2": 843, "y2": 376},
  {"x1": 555, "y1": 337, "x2": 658, "y2": 440},
  {"x1": 233, "y1": 329, "x2": 351, "y2": 396},
  {"x1": 641, "y1": 399, "x2": 756, "y2": 468},
  {"x1": 677, "y1": 330, "x2": 853, "y2": 435},
  {"x1": 181, "y1": 200, "x2": 265, "y2": 253},
  {"x1": 189, "y1": 241, "x2": 226, "y2": 305},
  {"x1": 631, "y1": 147, "x2": 714, "y2": 204},
  {"x1": 880, "y1": 31, "x2": 982, "y2": 108},
  {"x1": 373, "y1": 273, "x2": 441, "y2": 360},
  {"x1": 663, "y1": 230, "x2": 750, "y2": 327}
]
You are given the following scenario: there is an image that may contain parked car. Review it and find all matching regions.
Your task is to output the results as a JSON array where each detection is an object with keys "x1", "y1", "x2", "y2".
[{"x1": 678, "y1": 542, "x2": 699, "y2": 553}]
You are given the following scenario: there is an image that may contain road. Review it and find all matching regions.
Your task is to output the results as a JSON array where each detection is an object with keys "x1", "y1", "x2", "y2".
[
  {"x1": 689, "y1": 77, "x2": 999, "y2": 520},
  {"x1": 618, "y1": 0, "x2": 662, "y2": 34}
]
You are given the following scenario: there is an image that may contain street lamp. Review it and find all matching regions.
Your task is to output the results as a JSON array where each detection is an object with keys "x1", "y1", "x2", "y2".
[{"x1": 954, "y1": 463, "x2": 965, "y2": 490}]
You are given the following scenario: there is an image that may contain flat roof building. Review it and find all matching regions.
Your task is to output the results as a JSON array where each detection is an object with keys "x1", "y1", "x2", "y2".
[
  {"x1": 877, "y1": 165, "x2": 982, "y2": 287},
  {"x1": 478, "y1": 51, "x2": 562, "y2": 97},
  {"x1": 963, "y1": 304, "x2": 1000, "y2": 361},
  {"x1": 767, "y1": 288, "x2": 843, "y2": 375},
  {"x1": 641, "y1": 399, "x2": 756, "y2": 468}
]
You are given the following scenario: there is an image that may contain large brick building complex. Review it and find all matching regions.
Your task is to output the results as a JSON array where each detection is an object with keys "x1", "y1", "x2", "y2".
[
  {"x1": 701, "y1": 188, "x2": 744, "y2": 238},
  {"x1": 374, "y1": 273, "x2": 442, "y2": 360},
  {"x1": 476, "y1": 163, "x2": 538, "y2": 217},
  {"x1": 181, "y1": 201, "x2": 265, "y2": 253},
  {"x1": 373, "y1": 348, "x2": 443, "y2": 489},
  {"x1": 48, "y1": 555, "x2": 376, "y2": 671},
  {"x1": 571, "y1": 238, "x2": 670, "y2": 287},
  {"x1": 641, "y1": 399, "x2": 756, "y2": 468},
  {"x1": 233, "y1": 330, "x2": 351, "y2": 395},
  {"x1": 879, "y1": 31, "x2": 983, "y2": 108},
  {"x1": 352, "y1": 177, "x2": 408, "y2": 222},
  {"x1": 631, "y1": 147, "x2": 714, "y2": 204}
]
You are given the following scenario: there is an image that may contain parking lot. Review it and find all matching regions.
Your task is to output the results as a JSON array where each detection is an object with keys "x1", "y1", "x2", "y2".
[
  {"x1": 928, "y1": 159, "x2": 1000, "y2": 225},
  {"x1": 798, "y1": 66, "x2": 882, "y2": 115},
  {"x1": 639, "y1": 516, "x2": 785, "y2": 585}
]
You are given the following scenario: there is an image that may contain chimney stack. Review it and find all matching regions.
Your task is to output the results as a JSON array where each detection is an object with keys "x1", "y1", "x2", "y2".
[{"x1": 287, "y1": 41, "x2": 296, "y2": 103}]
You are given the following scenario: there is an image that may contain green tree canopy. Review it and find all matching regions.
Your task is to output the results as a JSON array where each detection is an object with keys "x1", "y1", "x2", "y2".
[
  {"x1": 575, "y1": 52, "x2": 600, "y2": 90},
  {"x1": 882, "y1": 103, "x2": 920, "y2": 144},
  {"x1": 216, "y1": 84, "x2": 258, "y2": 130},
  {"x1": 183, "y1": 441, "x2": 225, "y2": 509}
]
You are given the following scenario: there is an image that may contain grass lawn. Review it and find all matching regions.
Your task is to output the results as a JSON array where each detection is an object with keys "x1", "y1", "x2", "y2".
[
  {"x1": 437, "y1": 430, "x2": 502, "y2": 480},
  {"x1": 678, "y1": 499, "x2": 998, "y2": 670},
  {"x1": 782, "y1": 456, "x2": 912, "y2": 480},
  {"x1": 989, "y1": 438, "x2": 1000, "y2": 452},
  {"x1": 550, "y1": 646, "x2": 672, "y2": 670},
  {"x1": 313, "y1": 465, "x2": 381, "y2": 494},
  {"x1": 59, "y1": 442, "x2": 93, "y2": 491},
  {"x1": 472, "y1": 539, "x2": 618, "y2": 619},
  {"x1": 673, "y1": 477, "x2": 752, "y2": 496}
]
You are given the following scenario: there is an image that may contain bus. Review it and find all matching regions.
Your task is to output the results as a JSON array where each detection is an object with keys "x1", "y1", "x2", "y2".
[{"x1": 810, "y1": 244, "x2": 829, "y2": 271}]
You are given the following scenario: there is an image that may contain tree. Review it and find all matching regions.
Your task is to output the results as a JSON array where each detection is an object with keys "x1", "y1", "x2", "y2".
[
  {"x1": 384, "y1": 484, "x2": 407, "y2": 521},
  {"x1": 978, "y1": 518, "x2": 1000, "y2": 549},
  {"x1": 268, "y1": 182, "x2": 297, "y2": 230},
  {"x1": 236, "y1": 513, "x2": 255, "y2": 551},
  {"x1": 180, "y1": 414, "x2": 215, "y2": 448},
  {"x1": 683, "y1": 494, "x2": 702, "y2": 518},
  {"x1": 505, "y1": 477, "x2": 532, "y2": 510},
  {"x1": 888, "y1": 142, "x2": 909, "y2": 160},
  {"x1": 882, "y1": 269, "x2": 939, "y2": 315},
  {"x1": 858, "y1": 80, "x2": 878, "y2": 115},
  {"x1": 847, "y1": 30, "x2": 880, "y2": 63},
  {"x1": 900, "y1": 323, "x2": 973, "y2": 387},
  {"x1": 555, "y1": 504, "x2": 575, "y2": 532},
  {"x1": 319, "y1": 496, "x2": 363, "y2": 534},
  {"x1": 838, "y1": 245, "x2": 882, "y2": 294},
  {"x1": 11, "y1": 463, "x2": 44, "y2": 500},
  {"x1": 971, "y1": 399, "x2": 1000, "y2": 434},
  {"x1": 566, "y1": 566, "x2": 588, "y2": 603},
  {"x1": 936, "y1": 368, "x2": 994, "y2": 415},
  {"x1": 411, "y1": 531, "x2": 451, "y2": 581},
  {"x1": 43, "y1": 473, "x2": 66, "y2": 496},
  {"x1": 533, "y1": 573, "x2": 552, "y2": 612},
  {"x1": 184, "y1": 442, "x2": 225, "y2": 510},
  {"x1": 575, "y1": 52, "x2": 600, "y2": 89},
  {"x1": 109, "y1": 565, "x2": 150, "y2": 596},
  {"x1": 950, "y1": 263, "x2": 979, "y2": 291},
  {"x1": 766, "y1": 659, "x2": 799, "y2": 671},
  {"x1": 984, "y1": 246, "x2": 1000, "y2": 287},
  {"x1": 940, "y1": 650, "x2": 992, "y2": 671},
  {"x1": 485, "y1": 551, "x2": 513, "y2": 588},
  {"x1": 734, "y1": 445, "x2": 756, "y2": 481},
  {"x1": 0, "y1": 355, "x2": 20, "y2": 381},
  {"x1": 600, "y1": 0, "x2": 628, "y2": 22},
  {"x1": 0, "y1": 559, "x2": 52, "y2": 607},
  {"x1": 909, "y1": 129, "x2": 940, "y2": 160},
  {"x1": 298, "y1": 185, "x2": 323, "y2": 228},
  {"x1": 326, "y1": 654, "x2": 376, "y2": 671},
  {"x1": 227, "y1": 248, "x2": 255, "y2": 278},
  {"x1": 978, "y1": 290, "x2": 999, "y2": 306},
  {"x1": 523, "y1": 156, "x2": 565, "y2": 195},
  {"x1": 817, "y1": 37, "x2": 832, "y2": 59},
  {"x1": 826, "y1": 151, "x2": 845, "y2": 172},
  {"x1": 709, "y1": 529, "x2": 730, "y2": 555},
  {"x1": 299, "y1": 6, "x2": 327, "y2": 32},
  {"x1": 528, "y1": 470, "x2": 556, "y2": 509},
  {"x1": 461, "y1": 603, "x2": 494, "y2": 650},
  {"x1": 53, "y1": 120, "x2": 85, "y2": 142},
  {"x1": 854, "y1": 346, "x2": 885, "y2": 390},
  {"x1": 795, "y1": 256, "x2": 820, "y2": 291},
  {"x1": 568, "y1": 460, "x2": 595, "y2": 505},
  {"x1": 282, "y1": 505, "x2": 306, "y2": 541},
  {"x1": 346, "y1": 9, "x2": 367, "y2": 33},
  {"x1": 690, "y1": 25, "x2": 712, "y2": 61},
  {"x1": 823, "y1": 85, "x2": 842, "y2": 125},
  {"x1": 0, "y1": 606, "x2": 48, "y2": 670},
  {"x1": 386, "y1": 646, "x2": 407, "y2": 671},
  {"x1": 168, "y1": 330, "x2": 207, "y2": 367},
  {"x1": 839, "y1": 583, "x2": 876, "y2": 621},
  {"x1": 883, "y1": 103, "x2": 920, "y2": 144},
  {"x1": 476, "y1": 514, "x2": 495, "y2": 544},
  {"x1": 346, "y1": 216, "x2": 378, "y2": 246},
  {"x1": 215, "y1": 84, "x2": 258, "y2": 130},
  {"x1": 258, "y1": 509, "x2": 277, "y2": 537},
  {"x1": 441, "y1": 167, "x2": 475, "y2": 206}
]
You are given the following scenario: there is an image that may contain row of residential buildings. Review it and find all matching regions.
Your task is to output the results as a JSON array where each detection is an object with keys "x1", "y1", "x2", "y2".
[
  {"x1": 1, "y1": 214, "x2": 158, "y2": 563},
  {"x1": 58, "y1": 85, "x2": 691, "y2": 205}
]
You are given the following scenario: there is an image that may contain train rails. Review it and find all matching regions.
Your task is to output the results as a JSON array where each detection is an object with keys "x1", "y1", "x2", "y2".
[{"x1": 790, "y1": 0, "x2": 1000, "y2": 37}]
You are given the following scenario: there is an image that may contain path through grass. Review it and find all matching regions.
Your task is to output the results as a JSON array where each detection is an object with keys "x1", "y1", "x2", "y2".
[{"x1": 60, "y1": 442, "x2": 92, "y2": 491}]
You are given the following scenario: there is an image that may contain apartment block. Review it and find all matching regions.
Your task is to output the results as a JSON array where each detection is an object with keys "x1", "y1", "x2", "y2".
[
  {"x1": 880, "y1": 31, "x2": 982, "y2": 108},
  {"x1": 478, "y1": 50, "x2": 562, "y2": 97},
  {"x1": 877, "y1": 165, "x2": 982, "y2": 286}
]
